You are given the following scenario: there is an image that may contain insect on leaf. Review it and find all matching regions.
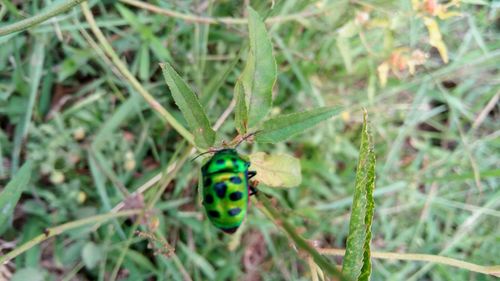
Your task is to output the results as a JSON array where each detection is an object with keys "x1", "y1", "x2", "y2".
[
  {"x1": 238, "y1": 6, "x2": 277, "y2": 130},
  {"x1": 161, "y1": 62, "x2": 216, "y2": 149},
  {"x1": 255, "y1": 106, "x2": 343, "y2": 143},
  {"x1": 0, "y1": 161, "x2": 33, "y2": 235},
  {"x1": 342, "y1": 110, "x2": 376, "y2": 281},
  {"x1": 249, "y1": 152, "x2": 301, "y2": 188}
]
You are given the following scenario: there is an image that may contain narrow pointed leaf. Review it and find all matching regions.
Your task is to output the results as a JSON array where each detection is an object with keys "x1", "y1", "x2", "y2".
[
  {"x1": 0, "y1": 161, "x2": 33, "y2": 235},
  {"x1": 249, "y1": 152, "x2": 301, "y2": 188},
  {"x1": 161, "y1": 62, "x2": 216, "y2": 149},
  {"x1": 255, "y1": 106, "x2": 343, "y2": 143},
  {"x1": 342, "y1": 111, "x2": 376, "y2": 280},
  {"x1": 234, "y1": 81, "x2": 248, "y2": 134},
  {"x1": 239, "y1": 7, "x2": 277, "y2": 129}
]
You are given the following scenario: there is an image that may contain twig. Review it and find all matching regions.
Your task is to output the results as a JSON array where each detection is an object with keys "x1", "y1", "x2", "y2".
[{"x1": 472, "y1": 92, "x2": 499, "y2": 129}]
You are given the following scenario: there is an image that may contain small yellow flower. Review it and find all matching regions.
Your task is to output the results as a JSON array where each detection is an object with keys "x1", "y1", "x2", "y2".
[
  {"x1": 77, "y1": 191, "x2": 87, "y2": 204},
  {"x1": 50, "y1": 170, "x2": 65, "y2": 184},
  {"x1": 73, "y1": 127, "x2": 86, "y2": 141}
]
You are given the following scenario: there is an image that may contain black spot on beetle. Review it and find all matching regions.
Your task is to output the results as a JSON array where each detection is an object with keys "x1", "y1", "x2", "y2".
[
  {"x1": 220, "y1": 226, "x2": 239, "y2": 234},
  {"x1": 229, "y1": 191, "x2": 243, "y2": 201},
  {"x1": 230, "y1": 176, "x2": 242, "y2": 184},
  {"x1": 231, "y1": 157, "x2": 239, "y2": 166},
  {"x1": 204, "y1": 177, "x2": 212, "y2": 187},
  {"x1": 204, "y1": 194, "x2": 214, "y2": 204},
  {"x1": 214, "y1": 182, "x2": 227, "y2": 198},
  {"x1": 216, "y1": 159, "x2": 225, "y2": 165},
  {"x1": 208, "y1": 210, "x2": 220, "y2": 218},
  {"x1": 228, "y1": 208, "x2": 241, "y2": 216}
]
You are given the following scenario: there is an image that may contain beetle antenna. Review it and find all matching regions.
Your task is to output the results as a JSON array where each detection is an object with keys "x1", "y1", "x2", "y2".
[
  {"x1": 191, "y1": 150, "x2": 217, "y2": 162},
  {"x1": 235, "y1": 130, "x2": 261, "y2": 148}
]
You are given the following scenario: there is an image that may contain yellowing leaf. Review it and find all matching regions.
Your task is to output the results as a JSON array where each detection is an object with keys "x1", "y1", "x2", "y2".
[
  {"x1": 411, "y1": 0, "x2": 420, "y2": 11},
  {"x1": 377, "y1": 62, "x2": 389, "y2": 87},
  {"x1": 249, "y1": 152, "x2": 301, "y2": 188},
  {"x1": 436, "y1": 10, "x2": 461, "y2": 19},
  {"x1": 338, "y1": 20, "x2": 358, "y2": 38},
  {"x1": 423, "y1": 17, "x2": 449, "y2": 63}
]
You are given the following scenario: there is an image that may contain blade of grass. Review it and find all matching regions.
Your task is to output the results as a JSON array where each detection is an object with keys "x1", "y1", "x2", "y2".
[
  {"x1": 88, "y1": 151, "x2": 126, "y2": 239},
  {"x1": 0, "y1": 0, "x2": 87, "y2": 36},
  {"x1": 319, "y1": 248, "x2": 500, "y2": 276},
  {"x1": 407, "y1": 191, "x2": 500, "y2": 280},
  {"x1": 80, "y1": 2, "x2": 195, "y2": 147},
  {"x1": 178, "y1": 242, "x2": 215, "y2": 280},
  {"x1": 92, "y1": 94, "x2": 141, "y2": 149},
  {"x1": 0, "y1": 209, "x2": 142, "y2": 264},
  {"x1": 109, "y1": 145, "x2": 193, "y2": 281},
  {"x1": 255, "y1": 193, "x2": 346, "y2": 280},
  {"x1": 0, "y1": 161, "x2": 32, "y2": 235},
  {"x1": 119, "y1": 0, "x2": 335, "y2": 25},
  {"x1": 11, "y1": 36, "x2": 44, "y2": 173}
]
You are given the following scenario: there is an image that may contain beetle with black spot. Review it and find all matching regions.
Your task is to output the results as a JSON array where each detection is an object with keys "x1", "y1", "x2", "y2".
[{"x1": 200, "y1": 149, "x2": 256, "y2": 234}]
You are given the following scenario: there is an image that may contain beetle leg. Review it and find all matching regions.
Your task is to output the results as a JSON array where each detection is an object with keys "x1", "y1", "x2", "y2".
[
  {"x1": 248, "y1": 171, "x2": 257, "y2": 179},
  {"x1": 248, "y1": 180, "x2": 259, "y2": 196}
]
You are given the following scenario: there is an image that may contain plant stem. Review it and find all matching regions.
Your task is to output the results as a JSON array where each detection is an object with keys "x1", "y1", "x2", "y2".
[
  {"x1": 108, "y1": 143, "x2": 192, "y2": 281},
  {"x1": 255, "y1": 193, "x2": 348, "y2": 281},
  {"x1": 318, "y1": 248, "x2": 500, "y2": 276},
  {"x1": 0, "y1": 209, "x2": 142, "y2": 265},
  {"x1": 0, "y1": 0, "x2": 87, "y2": 36},
  {"x1": 80, "y1": 2, "x2": 195, "y2": 147},
  {"x1": 119, "y1": 0, "x2": 338, "y2": 25}
]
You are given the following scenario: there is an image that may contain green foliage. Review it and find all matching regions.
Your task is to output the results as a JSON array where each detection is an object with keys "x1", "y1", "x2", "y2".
[
  {"x1": 11, "y1": 267, "x2": 47, "y2": 281},
  {"x1": 235, "y1": 6, "x2": 277, "y2": 132},
  {"x1": 0, "y1": 1, "x2": 498, "y2": 280},
  {"x1": 255, "y1": 106, "x2": 343, "y2": 143},
  {"x1": 161, "y1": 62, "x2": 216, "y2": 149},
  {"x1": 82, "y1": 242, "x2": 104, "y2": 270},
  {"x1": 0, "y1": 161, "x2": 32, "y2": 235},
  {"x1": 342, "y1": 111, "x2": 376, "y2": 281}
]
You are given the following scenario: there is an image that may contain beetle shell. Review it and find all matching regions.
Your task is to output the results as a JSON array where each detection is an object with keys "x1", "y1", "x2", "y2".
[{"x1": 201, "y1": 149, "x2": 250, "y2": 234}]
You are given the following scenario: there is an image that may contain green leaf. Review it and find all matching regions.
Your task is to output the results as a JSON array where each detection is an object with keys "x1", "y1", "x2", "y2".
[
  {"x1": 161, "y1": 62, "x2": 216, "y2": 149},
  {"x1": 237, "y1": 6, "x2": 277, "y2": 130},
  {"x1": 337, "y1": 37, "x2": 353, "y2": 74},
  {"x1": 179, "y1": 242, "x2": 215, "y2": 280},
  {"x1": 124, "y1": 249, "x2": 159, "y2": 274},
  {"x1": 342, "y1": 111, "x2": 376, "y2": 281},
  {"x1": 11, "y1": 267, "x2": 46, "y2": 281},
  {"x1": 255, "y1": 106, "x2": 343, "y2": 143},
  {"x1": 0, "y1": 161, "x2": 32, "y2": 235},
  {"x1": 249, "y1": 152, "x2": 301, "y2": 188},
  {"x1": 234, "y1": 81, "x2": 247, "y2": 134},
  {"x1": 82, "y1": 242, "x2": 104, "y2": 270},
  {"x1": 11, "y1": 38, "x2": 44, "y2": 172}
]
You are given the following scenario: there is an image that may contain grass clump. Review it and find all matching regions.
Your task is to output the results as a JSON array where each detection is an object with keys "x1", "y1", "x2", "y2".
[{"x1": 0, "y1": 1, "x2": 499, "y2": 280}]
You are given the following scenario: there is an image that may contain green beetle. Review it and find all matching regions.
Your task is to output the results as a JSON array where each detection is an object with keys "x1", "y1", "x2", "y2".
[{"x1": 201, "y1": 149, "x2": 256, "y2": 234}]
